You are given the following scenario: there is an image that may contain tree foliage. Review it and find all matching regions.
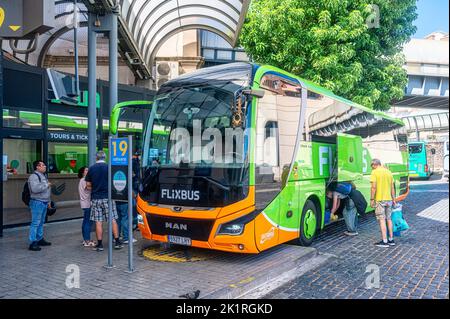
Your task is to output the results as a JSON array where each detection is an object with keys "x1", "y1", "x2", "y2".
[{"x1": 240, "y1": 0, "x2": 417, "y2": 110}]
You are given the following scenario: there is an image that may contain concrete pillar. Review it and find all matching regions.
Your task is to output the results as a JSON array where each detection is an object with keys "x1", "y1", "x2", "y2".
[{"x1": 88, "y1": 13, "x2": 97, "y2": 166}]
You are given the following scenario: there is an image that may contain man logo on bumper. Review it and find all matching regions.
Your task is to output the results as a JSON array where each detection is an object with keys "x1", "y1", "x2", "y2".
[{"x1": 165, "y1": 222, "x2": 188, "y2": 231}]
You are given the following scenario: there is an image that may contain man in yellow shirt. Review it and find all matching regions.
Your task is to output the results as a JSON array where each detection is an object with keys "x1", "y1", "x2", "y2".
[{"x1": 370, "y1": 159, "x2": 397, "y2": 248}]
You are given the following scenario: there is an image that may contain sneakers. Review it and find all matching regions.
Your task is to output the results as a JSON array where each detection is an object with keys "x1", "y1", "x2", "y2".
[
  {"x1": 91, "y1": 241, "x2": 124, "y2": 250},
  {"x1": 387, "y1": 239, "x2": 396, "y2": 246},
  {"x1": 93, "y1": 243, "x2": 104, "y2": 251},
  {"x1": 374, "y1": 240, "x2": 390, "y2": 248},
  {"x1": 28, "y1": 242, "x2": 41, "y2": 251},
  {"x1": 114, "y1": 240, "x2": 123, "y2": 250},
  {"x1": 83, "y1": 240, "x2": 96, "y2": 247},
  {"x1": 29, "y1": 239, "x2": 51, "y2": 251},
  {"x1": 344, "y1": 231, "x2": 359, "y2": 236},
  {"x1": 37, "y1": 238, "x2": 52, "y2": 246},
  {"x1": 123, "y1": 238, "x2": 138, "y2": 244}
]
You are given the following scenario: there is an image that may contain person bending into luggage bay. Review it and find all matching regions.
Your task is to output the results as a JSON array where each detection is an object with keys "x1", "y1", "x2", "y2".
[{"x1": 326, "y1": 185, "x2": 358, "y2": 236}]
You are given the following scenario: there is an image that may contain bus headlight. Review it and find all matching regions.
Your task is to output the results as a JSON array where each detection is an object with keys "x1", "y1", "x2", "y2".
[
  {"x1": 217, "y1": 223, "x2": 245, "y2": 235},
  {"x1": 137, "y1": 214, "x2": 144, "y2": 225},
  {"x1": 216, "y1": 211, "x2": 259, "y2": 236}
]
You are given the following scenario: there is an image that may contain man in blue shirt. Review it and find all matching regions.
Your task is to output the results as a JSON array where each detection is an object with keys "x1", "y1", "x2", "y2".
[{"x1": 85, "y1": 151, "x2": 122, "y2": 251}]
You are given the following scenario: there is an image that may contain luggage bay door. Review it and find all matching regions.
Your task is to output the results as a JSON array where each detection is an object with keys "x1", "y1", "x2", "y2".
[{"x1": 337, "y1": 133, "x2": 363, "y2": 181}]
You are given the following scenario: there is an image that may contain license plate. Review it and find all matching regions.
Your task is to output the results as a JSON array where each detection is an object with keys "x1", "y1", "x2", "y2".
[{"x1": 168, "y1": 235, "x2": 192, "y2": 246}]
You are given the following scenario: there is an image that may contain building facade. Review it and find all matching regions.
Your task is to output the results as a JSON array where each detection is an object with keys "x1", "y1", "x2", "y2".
[
  {"x1": 0, "y1": 57, "x2": 154, "y2": 234},
  {"x1": 391, "y1": 31, "x2": 449, "y2": 173},
  {"x1": 0, "y1": 0, "x2": 250, "y2": 235}
]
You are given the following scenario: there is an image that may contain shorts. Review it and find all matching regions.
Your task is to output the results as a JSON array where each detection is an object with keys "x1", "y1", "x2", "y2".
[
  {"x1": 90, "y1": 199, "x2": 118, "y2": 222},
  {"x1": 375, "y1": 201, "x2": 393, "y2": 221}
]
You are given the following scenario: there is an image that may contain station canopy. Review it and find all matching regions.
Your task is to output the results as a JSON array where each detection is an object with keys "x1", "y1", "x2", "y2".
[
  {"x1": 2, "y1": 1, "x2": 92, "y2": 66},
  {"x1": 120, "y1": 0, "x2": 250, "y2": 66},
  {"x1": 401, "y1": 111, "x2": 449, "y2": 133},
  {"x1": 1, "y1": 0, "x2": 250, "y2": 79}
]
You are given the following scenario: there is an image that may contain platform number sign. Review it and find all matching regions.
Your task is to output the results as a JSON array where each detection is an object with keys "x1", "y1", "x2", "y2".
[
  {"x1": 111, "y1": 137, "x2": 131, "y2": 201},
  {"x1": 111, "y1": 138, "x2": 129, "y2": 166}
]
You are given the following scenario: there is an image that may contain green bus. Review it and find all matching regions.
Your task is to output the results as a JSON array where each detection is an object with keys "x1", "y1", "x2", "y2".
[
  {"x1": 408, "y1": 141, "x2": 433, "y2": 179},
  {"x1": 112, "y1": 62, "x2": 410, "y2": 253}
]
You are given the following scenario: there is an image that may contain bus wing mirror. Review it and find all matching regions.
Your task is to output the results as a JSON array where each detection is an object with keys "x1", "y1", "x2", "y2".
[
  {"x1": 242, "y1": 89, "x2": 265, "y2": 99},
  {"x1": 431, "y1": 148, "x2": 436, "y2": 155},
  {"x1": 110, "y1": 100, "x2": 153, "y2": 135}
]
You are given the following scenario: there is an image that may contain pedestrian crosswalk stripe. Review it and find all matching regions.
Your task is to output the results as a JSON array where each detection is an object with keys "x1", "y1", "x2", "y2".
[{"x1": 417, "y1": 199, "x2": 449, "y2": 223}]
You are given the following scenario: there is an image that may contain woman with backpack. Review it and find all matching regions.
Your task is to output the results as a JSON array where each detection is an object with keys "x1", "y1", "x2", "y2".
[{"x1": 78, "y1": 166, "x2": 95, "y2": 247}]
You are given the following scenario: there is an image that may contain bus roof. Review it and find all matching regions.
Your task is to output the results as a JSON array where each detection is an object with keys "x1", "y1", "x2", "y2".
[
  {"x1": 162, "y1": 62, "x2": 404, "y2": 128},
  {"x1": 163, "y1": 62, "x2": 253, "y2": 88},
  {"x1": 254, "y1": 64, "x2": 405, "y2": 127}
]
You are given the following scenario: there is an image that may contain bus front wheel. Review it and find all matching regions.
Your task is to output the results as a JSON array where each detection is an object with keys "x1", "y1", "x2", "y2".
[{"x1": 298, "y1": 200, "x2": 319, "y2": 247}]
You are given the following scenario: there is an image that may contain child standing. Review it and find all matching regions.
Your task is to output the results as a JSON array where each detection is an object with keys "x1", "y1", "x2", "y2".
[{"x1": 78, "y1": 167, "x2": 95, "y2": 247}]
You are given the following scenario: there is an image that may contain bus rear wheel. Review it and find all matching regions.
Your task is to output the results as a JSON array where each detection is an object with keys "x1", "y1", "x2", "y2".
[{"x1": 298, "y1": 200, "x2": 319, "y2": 247}]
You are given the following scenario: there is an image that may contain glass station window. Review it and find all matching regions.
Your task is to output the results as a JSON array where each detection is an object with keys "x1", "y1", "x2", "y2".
[
  {"x1": 3, "y1": 109, "x2": 43, "y2": 129},
  {"x1": 3, "y1": 139, "x2": 42, "y2": 175},
  {"x1": 2, "y1": 139, "x2": 42, "y2": 226},
  {"x1": 3, "y1": 67, "x2": 43, "y2": 129},
  {"x1": 48, "y1": 143, "x2": 88, "y2": 174},
  {"x1": 47, "y1": 112, "x2": 90, "y2": 174}
]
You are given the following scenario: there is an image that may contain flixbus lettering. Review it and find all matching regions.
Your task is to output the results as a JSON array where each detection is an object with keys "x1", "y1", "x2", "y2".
[{"x1": 160, "y1": 189, "x2": 200, "y2": 201}]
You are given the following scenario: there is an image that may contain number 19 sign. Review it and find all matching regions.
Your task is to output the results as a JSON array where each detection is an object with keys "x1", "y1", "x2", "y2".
[
  {"x1": 110, "y1": 137, "x2": 131, "y2": 201},
  {"x1": 111, "y1": 138, "x2": 129, "y2": 166},
  {"x1": 108, "y1": 135, "x2": 135, "y2": 272}
]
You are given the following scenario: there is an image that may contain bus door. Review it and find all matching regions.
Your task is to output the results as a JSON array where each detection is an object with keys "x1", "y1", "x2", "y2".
[
  {"x1": 336, "y1": 133, "x2": 363, "y2": 182},
  {"x1": 254, "y1": 93, "x2": 281, "y2": 251},
  {"x1": 253, "y1": 74, "x2": 303, "y2": 251}
]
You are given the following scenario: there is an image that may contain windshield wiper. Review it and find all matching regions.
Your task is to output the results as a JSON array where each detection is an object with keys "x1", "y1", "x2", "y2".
[
  {"x1": 174, "y1": 175, "x2": 230, "y2": 191},
  {"x1": 196, "y1": 176, "x2": 230, "y2": 191}
]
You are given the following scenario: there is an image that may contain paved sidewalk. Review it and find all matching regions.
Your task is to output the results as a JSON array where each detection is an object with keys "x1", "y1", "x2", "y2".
[
  {"x1": 1, "y1": 181, "x2": 447, "y2": 300},
  {"x1": 0, "y1": 219, "x2": 319, "y2": 299},
  {"x1": 266, "y1": 181, "x2": 449, "y2": 299}
]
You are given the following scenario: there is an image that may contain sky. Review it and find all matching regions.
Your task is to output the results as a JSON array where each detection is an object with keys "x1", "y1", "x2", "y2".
[{"x1": 413, "y1": 0, "x2": 449, "y2": 38}]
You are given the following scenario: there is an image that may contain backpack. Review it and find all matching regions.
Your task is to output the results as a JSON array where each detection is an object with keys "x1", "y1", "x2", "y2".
[
  {"x1": 335, "y1": 182, "x2": 353, "y2": 195},
  {"x1": 22, "y1": 173, "x2": 41, "y2": 206},
  {"x1": 347, "y1": 189, "x2": 368, "y2": 215}
]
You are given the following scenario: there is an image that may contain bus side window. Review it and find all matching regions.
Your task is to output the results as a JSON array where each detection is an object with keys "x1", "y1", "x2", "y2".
[{"x1": 264, "y1": 121, "x2": 279, "y2": 167}]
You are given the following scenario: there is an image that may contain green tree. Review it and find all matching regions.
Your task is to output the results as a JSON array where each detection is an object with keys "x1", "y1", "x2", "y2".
[{"x1": 240, "y1": 0, "x2": 417, "y2": 110}]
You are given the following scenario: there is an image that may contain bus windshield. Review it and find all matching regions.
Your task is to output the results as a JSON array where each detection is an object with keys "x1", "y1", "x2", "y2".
[
  {"x1": 140, "y1": 82, "x2": 250, "y2": 207},
  {"x1": 408, "y1": 144, "x2": 423, "y2": 154}
]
